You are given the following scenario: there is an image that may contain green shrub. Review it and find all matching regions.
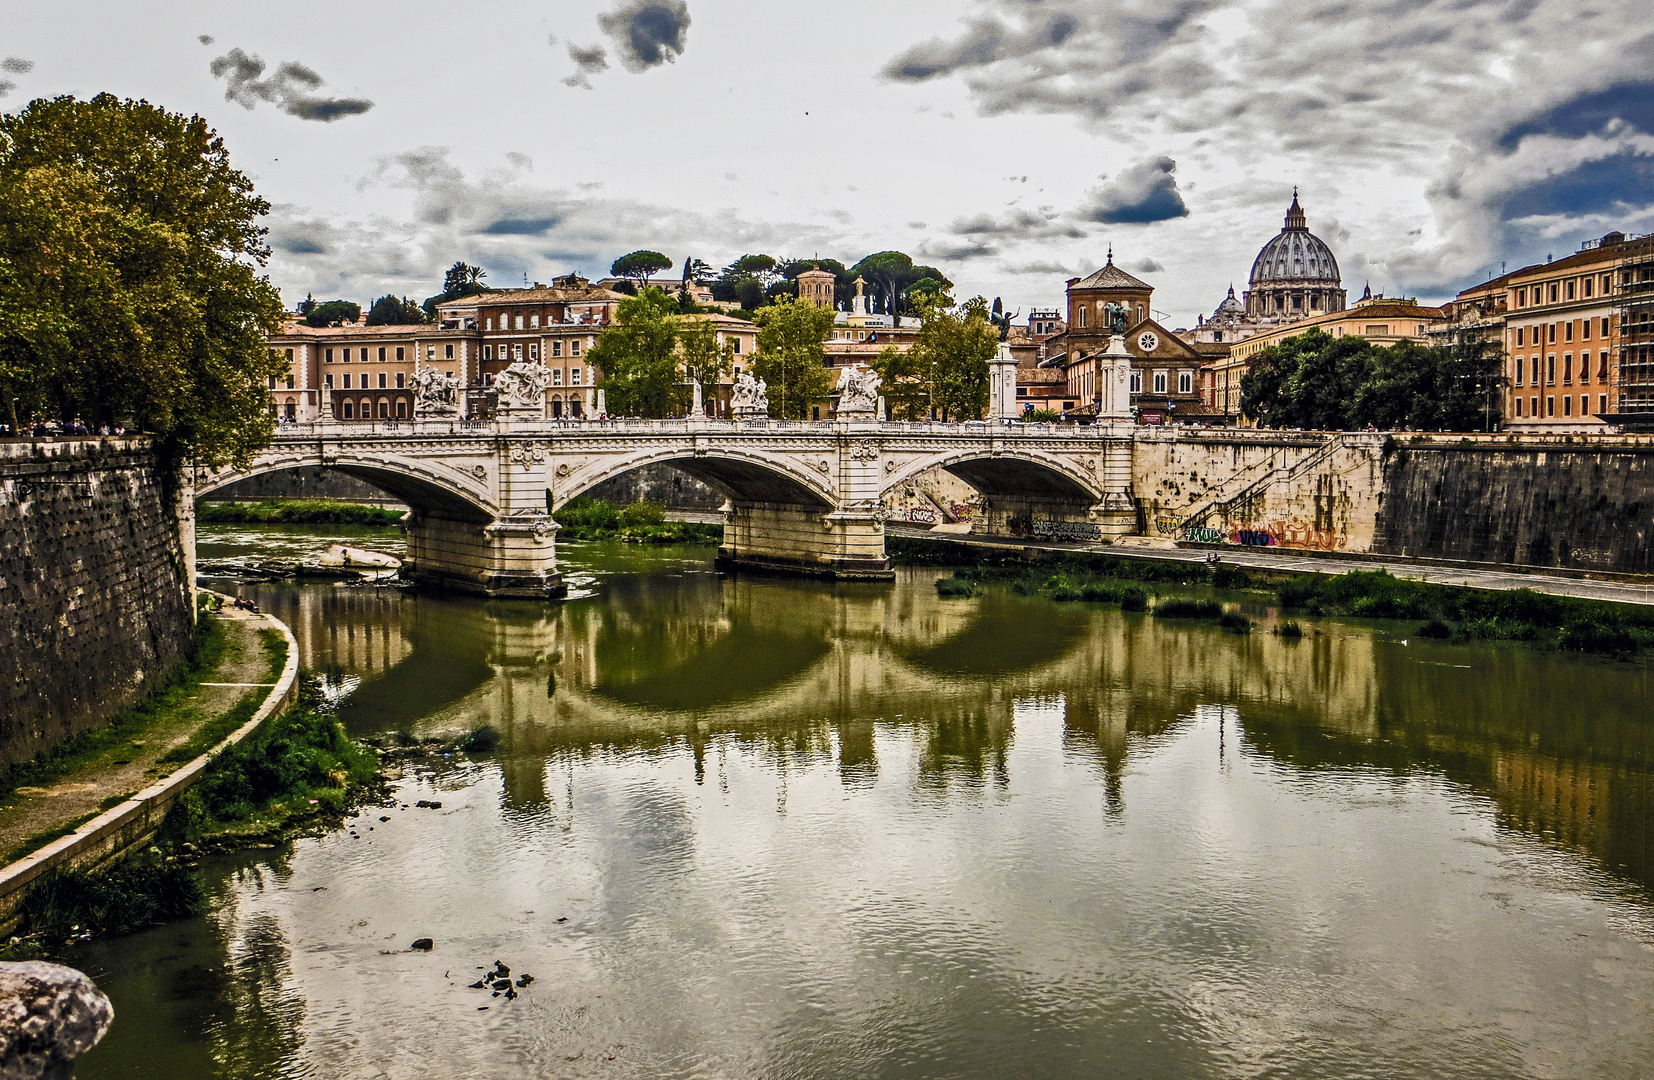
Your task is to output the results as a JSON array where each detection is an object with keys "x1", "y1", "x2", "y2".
[
  {"x1": 196, "y1": 499, "x2": 404, "y2": 526},
  {"x1": 1275, "y1": 620, "x2": 1303, "y2": 638},
  {"x1": 935, "y1": 575, "x2": 978, "y2": 598},
  {"x1": 1155, "y1": 598, "x2": 1223, "y2": 619},
  {"x1": 1417, "y1": 618, "x2": 1453, "y2": 639},
  {"x1": 618, "y1": 500, "x2": 666, "y2": 527},
  {"x1": 1556, "y1": 616, "x2": 1637, "y2": 656},
  {"x1": 17, "y1": 850, "x2": 203, "y2": 939},
  {"x1": 1218, "y1": 612, "x2": 1252, "y2": 633}
]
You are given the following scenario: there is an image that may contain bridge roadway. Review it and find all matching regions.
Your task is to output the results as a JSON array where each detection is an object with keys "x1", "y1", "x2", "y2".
[{"x1": 194, "y1": 416, "x2": 1138, "y2": 597}]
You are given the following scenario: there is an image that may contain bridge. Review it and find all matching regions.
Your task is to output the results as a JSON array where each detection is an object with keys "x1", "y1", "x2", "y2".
[{"x1": 193, "y1": 416, "x2": 1138, "y2": 597}]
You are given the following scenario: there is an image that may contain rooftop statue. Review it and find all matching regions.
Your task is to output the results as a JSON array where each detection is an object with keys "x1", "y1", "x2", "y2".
[{"x1": 494, "y1": 361, "x2": 553, "y2": 409}]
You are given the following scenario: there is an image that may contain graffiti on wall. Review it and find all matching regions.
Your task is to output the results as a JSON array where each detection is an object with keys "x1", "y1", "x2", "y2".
[{"x1": 1182, "y1": 519, "x2": 1345, "y2": 550}]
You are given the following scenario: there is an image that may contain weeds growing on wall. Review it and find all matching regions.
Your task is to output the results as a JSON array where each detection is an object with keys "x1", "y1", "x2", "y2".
[
  {"x1": 555, "y1": 498, "x2": 720, "y2": 544},
  {"x1": 0, "y1": 617, "x2": 225, "y2": 801},
  {"x1": 14, "y1": 849, "x2": 204, "y2": 940},
  {"x1": 1278, "y1": 570, "x2": 1654, "y2": 657},
  {"x1": 196, "y1": 499, "x2": 406, "y2": 526}
]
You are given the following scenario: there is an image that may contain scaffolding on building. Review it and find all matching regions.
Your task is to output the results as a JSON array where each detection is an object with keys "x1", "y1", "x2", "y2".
[{"x1": 1611, "y1": 231, "x2": 1654, "y2": 419}]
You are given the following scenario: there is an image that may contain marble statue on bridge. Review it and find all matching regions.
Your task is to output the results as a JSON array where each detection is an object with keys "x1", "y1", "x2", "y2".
[
  {"x1": 411, "y1": 367, "x2": 461, "y2": 416},
  {"x1": 494, "y1": 361, "x2": 554, "y2": 411},
  {"x1": 832, "y1": 365, "x2": 881, "y2": 417},
  {"x1": 731, "y1": 371, "x2": 769, "y2": 419}
]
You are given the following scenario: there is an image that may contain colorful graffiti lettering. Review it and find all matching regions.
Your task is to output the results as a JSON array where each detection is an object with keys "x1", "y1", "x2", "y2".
[
  {"x1": 1033, "y1": 519, "x2": 1104, "y2": 541},
  {"x1": 1155, "y1": 516, "x2": 1182, "y2": 537},
  {"x1": 1231, "y1": 528, "x2": 1277, "y2": 546},
  {"x1": 949, "y1": 503, "x2": 974, "y2": 523},
  {"x1": 1183, "y1": 526, "x2": 1225, "y2": 544}
]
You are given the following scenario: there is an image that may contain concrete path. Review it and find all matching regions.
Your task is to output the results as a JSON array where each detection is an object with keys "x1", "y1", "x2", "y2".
[
  {"x1": 887, "y1": 525, "x2": 1654, "y2": 608},
  {"x1": 0, "y1": 611, "x2": 282, "y2": 861}
]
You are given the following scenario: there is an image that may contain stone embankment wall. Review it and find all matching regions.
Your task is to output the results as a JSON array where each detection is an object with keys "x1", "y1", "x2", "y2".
[
  {"x1": 1373, "y1": 437, "x2": 1654, "y2": 574},
  {"x1": 0, "y1": 440, "x2": 194, "y2": 769},
  {"x1": 202, "y1": 467, "x2": 406, "y2": 507},
  {"x1": 582, "y1": 462, "x2": 723, "y2": 511},
  {"x1": 1128, "y1": 430, "x2": 1654, "y2": 576}
]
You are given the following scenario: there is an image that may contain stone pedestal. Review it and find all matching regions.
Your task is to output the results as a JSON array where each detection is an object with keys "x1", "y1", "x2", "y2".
[
  {"x1": 1098, "y1": 334, "x2": 1135, "y2": 419},
  {"x1": 988, "y1": 343, "x2": 1020, "y2": 419},
  {"x1": 402, "y1": 511, "x2": 566, "y2": 598}
]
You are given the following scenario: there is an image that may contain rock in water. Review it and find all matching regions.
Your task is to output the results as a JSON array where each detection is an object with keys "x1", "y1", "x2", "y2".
[
  {"x1": 411, "y1": 939, "x2": 434, "y2": 951},
  {"x1": 0, "y1": 961, "x2": 113, "y2": 1079}
]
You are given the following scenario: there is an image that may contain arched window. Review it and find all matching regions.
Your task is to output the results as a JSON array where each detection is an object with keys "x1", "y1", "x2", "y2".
[
  {"x1": 360, "y1": 398, "x2": 372, "y2": 418},
  {"x1": 396, "y1": 400, "x2": 407, "y2": 418},
  {"x1": 1077, "y1": 306, "x2": 1087, "y2": 328},
  {"x1": 378, "y1": 398, "x2": 390, "y2": 418},
  {"x1": 284, "y1": 397, "x2": 296, "y2": 420},
  {"x1": 341, "y1": 401, "x2": 354, "y2": 419}
]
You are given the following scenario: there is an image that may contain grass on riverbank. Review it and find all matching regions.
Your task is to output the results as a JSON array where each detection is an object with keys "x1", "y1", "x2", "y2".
[
  {"x1": 1278, "y1": 570, "x2": 1654, "y2": 657},
  {"x1": 0, "y1": 617, "x2": 226, "y2": 805},
  {"x1": 197, "y1": 498, "x2": 406, "y2": 526},
  {"x1": 556, "y1": 498, "x2": 720, "y2": 544},
  {"x1": 9, "y1": 677, "x2": 381, "y2": 944}
]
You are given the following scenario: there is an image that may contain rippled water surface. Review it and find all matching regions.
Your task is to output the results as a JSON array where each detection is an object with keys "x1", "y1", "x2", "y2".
[{"x1": 71, "y1": 533, "x2": 1654, "y2": 1079}]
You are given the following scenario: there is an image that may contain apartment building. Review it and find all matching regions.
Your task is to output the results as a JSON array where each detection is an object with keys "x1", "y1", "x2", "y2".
[{"x1": 1495, "y1": 236, "x2": 1623, "y2": 429}]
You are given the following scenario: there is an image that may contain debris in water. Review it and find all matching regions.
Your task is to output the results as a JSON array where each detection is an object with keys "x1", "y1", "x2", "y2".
[{"x1": 411, "y1": 938, "x2": 434, "y2": 951}]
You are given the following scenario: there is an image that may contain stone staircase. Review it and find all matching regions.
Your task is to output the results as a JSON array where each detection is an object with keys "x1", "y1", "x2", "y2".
[{"x1": 1178, "y1": 434, "x2": 1350, "y2": 536}]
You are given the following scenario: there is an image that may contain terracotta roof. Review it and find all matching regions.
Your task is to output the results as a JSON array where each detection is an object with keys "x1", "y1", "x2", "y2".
[
  {"x1": 436, "y1": 284, "x2": 627, "y2": 309},
  {"x1": 273, "y1": 321, "x2": 470, "y2": 338},
  {"x1": 1071, "y1": 260, "x2": 1151, "y2": 291}
]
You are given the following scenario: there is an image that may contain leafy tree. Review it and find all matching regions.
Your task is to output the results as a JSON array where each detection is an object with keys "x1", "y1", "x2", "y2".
[
  {"x1": 869, "y1": 345, "x2": 927, "y2": 420},
  {"x1": 444, "y1": 261, "x2": 487, "y2": 296},
  {"x1": 610, "y1": 250, "x2": 672, "y2": 284},
  {"x1": 0, "y1": 93, "x2": 285, "y2": 466},
  {"x1": 587, "y1": 287, "x2": 684, "y2": 417},
  {"x1": 364, "y1": 294, "x2": 427, "y2": 326},
  {"x1": 304, "y1": 300, "x2": 361, "y2": 328},
  {"x1": 732, "y1": 253, "x2": 777, "y2": 278},
  {"x1": 732, "y1": 276, "x2": 766, "y2": 311},
  {"x1": 911, "y1": 296, "x2": 996, "y2": 420},
  {"x1": 1436, "y1": 329, "x2": 1505, "y2": 431},
  {"x1": 683, "y1": 256, "x2": 713, "y2": 283},
  {"x1": 297, "y1": 293, "x2": 317, "y2": 316},
  {"x1": 849, "y1": 252, "x2": 953, "y2": 317},
  {"x1": 678, "y1": 317, "x2": 734, "y2": 415},
  {"x1": 751, "y1": 297, "x2": 834, "y2": 419}
]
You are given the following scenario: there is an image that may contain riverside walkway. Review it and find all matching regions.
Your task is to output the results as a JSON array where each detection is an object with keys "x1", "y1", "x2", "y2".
[
  {"x1": 0, "y1": 608, "x2": 286, "y2": 865},
  {"x1": 883, "y1": 524, "x2": 1654, "y2": 609}
]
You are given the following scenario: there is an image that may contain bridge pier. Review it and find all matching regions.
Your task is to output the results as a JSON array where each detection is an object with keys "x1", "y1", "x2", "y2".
[
  {"x1": 716, "y1": 502, "x2": 893, "y2": 580},
  {"x1": 403, "y1": 510, "x2": 566, "y2": 599}
]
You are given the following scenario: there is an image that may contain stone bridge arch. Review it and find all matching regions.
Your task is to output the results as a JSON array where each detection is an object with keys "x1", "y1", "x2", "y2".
[
  {"x1": 550, "y1": 445, "x2": 835, "y2": 513},
  {"x1": 882, "y1": 445, "x2": 1128, "y2": 538},
  {"x1": 199, "y1": 450, "x2": 498, "y2": 522}
]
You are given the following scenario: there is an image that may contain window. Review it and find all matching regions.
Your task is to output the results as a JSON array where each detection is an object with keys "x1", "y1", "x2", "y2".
[
  {"x1": 571, "y1": 339, "x2": 581, "y2": 357},
  {"x1": 1600, "y1": 394, "x2": 1608, "y2": 414},
  {"x1": 1077, "y1": 306, "x2": 1087, "y2": 328},
  {"x1": 285, "y1": 375, "x2": 294, "y2": 389},
  {"x1": 325, "y1": 348, "x2": 334, "y2": 363},
  {"x1": 397, "y1": 400, "x2": 407, "y2": 419},
  {"x1": 530, "y1": 344, "x2": 539, "y2": 360},
  {"x1": 1515, "y1": 356, "x2": 1524, "y2": 385},
  {"x1": 378, "y1": 347, "x2": 386, "y2": 362},
  {"x1": 396, "y1": 372, "x2": 405, "y2": 389},
  {"x1": 1364, "y1": 325, "x2": 1390, "y2": 336},
  {"x1": 267, "y1": 375, "x2": 277, "y2": 389},
  {"x1": 512, "y1": 344, "x2": 523, "y2": 361},
  {"x1": 1153, "y1": 370, "x2": 1168, "y2": 394},
  {"x1": 1548, "y1": 283, "x2": 1558, "y2": 303},
  {"x1": 376, "y1": 372, "x2": 385, "y2": 389},
  {"x1": 343, "y1": 373, "x2": 352, "y2": 389},
  {"x1": 1515, "y1": 396, "x2": 1524, "y2": 416},
  {"x1": 396, "y1": 346, "x2": 405, "y2": 361},
  {"x1": 1547, "y1": 396, "x2": 1555, "y2": 416},
  {"x1": 1178, "y1": 370, "x2": 1193, "y2": 394},
  {"x1": 1584, "y1": 277, "x2": 1593, "y2": 298},
  {"x1": 1566, "y1": 280, "x2": 1576, "y2": 300},
  {"x1": 1549, "y1": 323, "x2": 1557, "y2": 343},
  {"x1": 378, "y1": 399, "x2": 389, "y2": 419},
  {"x1": 1516, "y1": 287, "x2": 1526, "y2": 307},
  {"x1": 1548, "y1": 355, "x2": 1556, "y2": 383},
  {"x1": 731, "y1": 337, "x2": 741, "y2": 354},
  {"x1": 552, "y1": 340, "x2": 562, "y2": 357},
  {"x1": 1563, "y1": 353, "x2": 1572, "y2": 382},
  {"x1": 484, "y1": 345, "x2": 493, "y2": 360},
  {"x1": 551, "y1": 369, "x2": 562, "y2": 386},
  {"x1": 515, "y1": 315, "x2": 524, "y2": 330},
  {"x1": 324, "y1": 374, "x2": 334, "y2": 389},
  {"x1": 486, "y1": 318, "x2": 493, "y2": 331},
  {"x1": 571, "y1": 368, "x2": 582, "y2": 385},
  {"x1": 342, "y1": 401, "x2": 353, "y2": 419},
  {"x1": 446, "y1": 371, "x2": 454, "y2": 380},
  {"x1": 1583, "y1": 320, "x2": 1592, "y2": 341},
  {"x1": 1129, "y1": 370, "x2": 1142, "y2": 394},
  {"x1": 531, "y1": 314, "x2": 540, "y2": 328},
  {"x1": 1564, "y1": 321, "x2": 1573, "y2": 342},
  {"x1": 1601, "y1": 351, "x2": 1610, "y2": 380},
  {"x1": 1564, "y1": 395, "x2": 1572, "y2": 416},
  {"x1": 1602, "y1": 317, "x2": 1610, "y2": 337},
  {"x1": 445, "y1": 343, "x2": 455, "y2": 359},
  {"x1": 360, "y1": 348, "x2": 368, "y2": 362},
  {"x1": 1531, "y1": 396, "x2": 1538, "y2": 416},
  {"x1": 1516, "y1": 327, "x2": 1524, "y2": 346}
]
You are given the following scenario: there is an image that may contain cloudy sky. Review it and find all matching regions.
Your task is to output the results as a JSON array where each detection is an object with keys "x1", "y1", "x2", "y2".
[{"x1": 5, "y1": 0, "x2": 1653, "y2": 326}]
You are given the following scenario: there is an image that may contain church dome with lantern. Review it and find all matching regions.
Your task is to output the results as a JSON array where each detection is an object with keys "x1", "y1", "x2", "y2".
[{"x1": 1242, "y1": 192, "x2": 1346, "y2": 320}]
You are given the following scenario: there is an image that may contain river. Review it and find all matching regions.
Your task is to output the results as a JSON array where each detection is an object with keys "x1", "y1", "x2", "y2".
[{"x1": 67, "y1": 523, "x2": 1654, "y2": 1079}]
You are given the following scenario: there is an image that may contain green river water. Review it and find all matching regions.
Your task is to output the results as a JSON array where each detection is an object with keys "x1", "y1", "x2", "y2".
[{"x1": 64, "y1": 524, "x2": 1654, "y2": 1079}]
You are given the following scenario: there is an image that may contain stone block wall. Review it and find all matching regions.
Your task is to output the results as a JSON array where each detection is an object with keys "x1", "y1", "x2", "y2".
[
  {"x1": 1373, "y1": 438, "x2": 1654, "y2": 574},
  {"x1": 581, "y1": 463, "x2": 724, "y2": 511},
  {"x1": 0, "y1": 440, "x2": 194, "y2": 769},
  {"x1": 201, "y1": 467, "x2": 404, "y2": 507}
]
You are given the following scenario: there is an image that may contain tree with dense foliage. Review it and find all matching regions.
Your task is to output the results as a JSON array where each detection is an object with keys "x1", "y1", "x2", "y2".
[
  {"x1": 678, "y1": 317, "x2": 734, "y2": 415},
  {"x1": 848, "y1": 252, "x2": 953, "y2": 317},
  {"x1": 364, "y1": 294, "x2": 427, "y2": 326},
  {"x1": 683, "y1": 256, "x2": 713, "y2": 283},
  {"x1": 304, "y1": 300, "x2": 361, "y2": 328},
  {"x1": 588, "y1": 287, "x2": 684, "y2": 417},
  {"x1": 869, "y1": 345, "x2": 928, "y2": 420},
  {"x1": 1241, "y1": 328, "x2": 1505, "y2": 431},
  {"x1": 610, "y1": 250, "x2": 672, "y2": 284},
  {"x1": 445, "y1": 261, "x2": 487, "y2": 296},
  {"x1": 0, "y1": 94, "x2": 286, "y2": 465},
  {"x1": 912, "y1": 296, "x2": 996, "y2": 420},
  {"x1": 751, "y1": 297, "x2": 834, "y2": 419}
]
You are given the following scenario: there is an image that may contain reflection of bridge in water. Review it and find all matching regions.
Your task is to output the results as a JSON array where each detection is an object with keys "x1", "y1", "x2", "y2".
[
  {"x1": 199, "y1": 419, "x2": 1137, "y2": 596},
  {"x1": 255, "y1": 572, "x2": 1654, "y2": 895}
]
